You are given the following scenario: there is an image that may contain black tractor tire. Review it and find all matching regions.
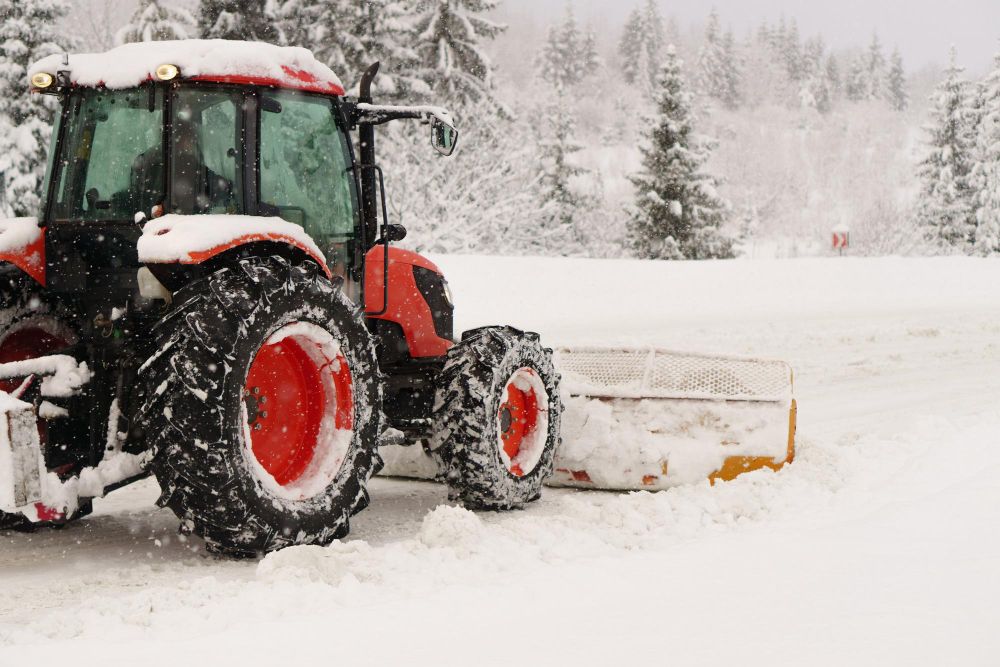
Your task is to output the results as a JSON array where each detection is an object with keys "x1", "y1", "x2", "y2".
[
  {"x1": 0, "y1": 272, "x2": 85, "y2": 529},
  {"x1": 431, "y1": 326, "x2": 562, "y2": 510},
  {"x1": 133, "y1": 256, "x2": 383, "y2": 557}
]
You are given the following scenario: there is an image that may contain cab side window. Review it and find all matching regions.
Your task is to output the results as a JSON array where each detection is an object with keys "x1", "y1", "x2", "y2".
[{"x1": 259, "y1": 91, "x2": 358, "y2": 257}]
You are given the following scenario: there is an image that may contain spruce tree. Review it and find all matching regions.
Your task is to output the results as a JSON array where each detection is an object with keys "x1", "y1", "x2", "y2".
[
  {"x1": 642, "y1": 0, "x2": 664, "y2": 87},
  {"x1": 116, "y1": 0, "x2": 197, "y2": 44},
  {"x1": 915, "y1": 50, "x2": 979, "y2": 251},
  {"x1": 411, "y1": 0, "x2": 504, "y2": 108},
  {"x1": 618, "y1": 7, "x2": 645, "y2": 85},
  {"x1": 536, "y1": 5, "x2": 600, "y2": 89},
  {"x1": 0, "y1": 0, "x2": 74, "y2": 218},
  {"x1": 697, "y1": 10, "x2": 726, "y2": 99},
  {"x1": 198, "y1": 0, "x2": 281, "y2": 42},
  {"x1": 627, "y1": 47, "x2": 734, "y2": 260},
  {"x1": 971, "y1": 52, "x2": 1000, "y2": 256},
  {"x1": 720, "y1": 29, "x2": 742, "y2": 110},
  {"x1": 865, "y1": 33, "x2": 886, "y2": 100},
  {"x1": 536, "y1": 93, "x2": 591, "y2": 243},
  {"x1": 845, "y1": 56, "x2": 867, "y2": 102},
  {"x1": 886, "y1": 48, "x2": 908, "y2": 111},
  {"x1": 824, "y1": 54, "x2": 841, "y2": 100}
]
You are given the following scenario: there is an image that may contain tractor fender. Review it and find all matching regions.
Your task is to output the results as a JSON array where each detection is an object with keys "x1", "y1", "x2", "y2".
[
  {"x1": 137, "y1": 214, "x2": 331, "y2": 279},
  {"x1": 365, "y1": 246, "x2": 453, "y2": 359},
  {"x1": 0, "y1": 218, "x2": 45, "y2": 286}
]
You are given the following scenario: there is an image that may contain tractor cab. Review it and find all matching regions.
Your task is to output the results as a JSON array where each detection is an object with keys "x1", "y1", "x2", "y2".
[{"x1": 32, "y1": 43, "x2": 457, "y2": 307}]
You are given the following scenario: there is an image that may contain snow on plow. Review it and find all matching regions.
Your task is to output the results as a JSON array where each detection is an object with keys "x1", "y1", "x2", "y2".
[
  {"x1": 0, "y1": 355, "x2": 145, "y2": 521},
  {"x1": 379, "y1": 346, "x2": 796, "y2": 491},
  {"x1": 550, "y1": 347, "x2": 796, "y2": 490}
]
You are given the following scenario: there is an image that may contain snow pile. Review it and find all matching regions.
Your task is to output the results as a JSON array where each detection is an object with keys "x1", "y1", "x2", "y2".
[
  {"x1": 30, "y1": 40, "x2": 344, "y2": 94},
  {"x1": 137, "y1": 214, "x2": 326, "y2": 271}
]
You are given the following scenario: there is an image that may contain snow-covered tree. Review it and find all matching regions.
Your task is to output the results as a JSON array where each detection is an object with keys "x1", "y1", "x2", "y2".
[
  {"x1": 536, "y1": 5, "x2": 601, "y2": 89},
  {"x1": 825, "y1": 54, "x2": 841, "y2": 100},
  {"x1": 864, "y1": 33, "x2": 887, "y2": 100},
  {"x1": 971, "y1": 52, "x2": 1000, "y2": 256},
  {"x1": 411, "y1": 0, "x2": 504, "y2": 109},
  {"x1": 0, "y1": 0, "x2": 74, "y2": 218},
  {"x1": 886, "y1": 48, "x2": 908, "y2": 111},
  {"x1": 535, "y1": 93, "x2": 591, "y2": 236},
  {"x1": 618, "y1": 0, "x2": 663, "y2": 91},
  {"x1": 115, "y1": 0, "x2": 197, "y2": 44},
  {"x1": 697, "y1": 10, "x2": 726, "y2": 99},
  {"x1": 198, "y1": 0, "x2": 281, "y2": 42},
  {"x1": 915, "y1": 50, "x2": 979, "y2": 252},
  {"x1": 844, "y1": 55, "x2": 867, "y2": 102},
  {"x1": 698, "y1": 11, "x2": 741, "y2": 110},
  {"x1": 618, "y1": 7, "x2": 645, "y2": 86},
  {"x1": 278, "y1": 0, "x2": 321, "y2": 49},
  {"x1": 627, "y1": 47, "x2": 734, "y2": 260}
]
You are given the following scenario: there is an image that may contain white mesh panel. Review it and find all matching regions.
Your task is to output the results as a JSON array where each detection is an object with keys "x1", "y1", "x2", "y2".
[{"x1": 555, "y1": 347, "x2": 792, "y2": 403}]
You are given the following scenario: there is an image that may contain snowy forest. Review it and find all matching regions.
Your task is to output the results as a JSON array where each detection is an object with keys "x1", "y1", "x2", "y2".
[{"x1": 0, "y1": 0, "x2": 998, "y2": 258}]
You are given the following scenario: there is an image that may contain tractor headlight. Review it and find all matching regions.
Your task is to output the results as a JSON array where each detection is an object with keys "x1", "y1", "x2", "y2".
[
  {"x1": 30, "y1": 72, "x2": 53, "y2": 89},
  {"x1": 155, "y1": 64, "x2": 180, "y2": 81}
]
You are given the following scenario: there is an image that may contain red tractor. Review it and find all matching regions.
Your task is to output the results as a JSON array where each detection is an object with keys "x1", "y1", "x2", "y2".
[{"x1": 0, "y1": 41, "x2": 562, "y2": 556}]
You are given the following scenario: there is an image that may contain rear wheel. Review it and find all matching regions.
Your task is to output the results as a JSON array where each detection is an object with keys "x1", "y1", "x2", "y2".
[
  {"x1": 432, "y1": 326, "x2": 562, "y2": 509},
  {"x1": 134, "y1": 256, "x2": 383, "y2": 557}
]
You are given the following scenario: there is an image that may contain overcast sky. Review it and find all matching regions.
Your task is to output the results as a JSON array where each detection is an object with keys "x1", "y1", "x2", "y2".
[{"x1": 503, "y1": 0, "x2": 1000, "y2": 72}]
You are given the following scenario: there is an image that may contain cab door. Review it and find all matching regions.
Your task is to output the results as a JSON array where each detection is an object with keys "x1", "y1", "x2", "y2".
[{"x1": 257, "y1": 90, "x2": 361, "y2": 296}]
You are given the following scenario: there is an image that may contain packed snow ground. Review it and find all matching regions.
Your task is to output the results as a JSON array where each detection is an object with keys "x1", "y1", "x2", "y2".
[{"x1": 1, "y1": 254, "x2": 998, "y2": 665}]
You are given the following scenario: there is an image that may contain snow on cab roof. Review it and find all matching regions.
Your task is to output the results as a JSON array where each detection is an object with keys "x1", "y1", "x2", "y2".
[{"x1": 29, "y1": 39, "x2": 344, "y2": 96}]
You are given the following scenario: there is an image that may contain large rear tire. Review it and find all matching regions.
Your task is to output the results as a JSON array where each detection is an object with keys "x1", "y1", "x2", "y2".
[
  {"x1": 134, "y1": 256, "x2": 383, "y2": 557},
  {"x1": 432, "y1": 326, "x2": 562, "y2": 510}
]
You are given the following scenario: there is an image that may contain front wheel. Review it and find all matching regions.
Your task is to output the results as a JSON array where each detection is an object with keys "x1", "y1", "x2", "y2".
[
  {"x1": 134, "y1": 257, "x2": 383, "y2": 557},
  {"x1": 432, "y1": 326, "x2": 562, "y2": 509}
]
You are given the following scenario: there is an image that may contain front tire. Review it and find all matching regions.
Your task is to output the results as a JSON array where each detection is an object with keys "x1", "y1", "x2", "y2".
[
  {"x1": 134, "y1": 257, "x2": 383, "y2": 557},
  {"x1": 432, "y1": 326, "x2": 562, "y2": 510}
]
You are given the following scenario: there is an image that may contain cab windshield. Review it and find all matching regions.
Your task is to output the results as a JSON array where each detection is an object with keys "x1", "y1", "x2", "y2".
[{"x1": 49, "y1": 87, "x2": 166, "y2": 222}]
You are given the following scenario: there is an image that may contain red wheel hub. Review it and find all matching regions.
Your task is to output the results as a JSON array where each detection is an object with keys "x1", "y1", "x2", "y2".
[
  {"x1": 498, "y1": 370, "x2": 543, "y2": 478},
  {"x1": 244, "y1": 327, "x2": 352, "y2": 488}
]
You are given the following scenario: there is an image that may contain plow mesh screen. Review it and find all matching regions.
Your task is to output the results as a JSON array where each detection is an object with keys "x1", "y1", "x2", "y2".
[{"x1": 555, "y1": 348, "x2": 792, "y2": 402}]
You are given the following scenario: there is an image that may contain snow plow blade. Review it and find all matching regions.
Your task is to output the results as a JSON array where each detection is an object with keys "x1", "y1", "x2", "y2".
[
  {"x1": 378, "y1": 346, "x2": 796, "y2": 491},
  {"x1": 550, "y1": 347, "x2": 796, "y2": 490}
]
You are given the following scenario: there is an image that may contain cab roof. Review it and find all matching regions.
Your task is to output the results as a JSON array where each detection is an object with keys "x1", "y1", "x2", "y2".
[{"x1": 29, "y1": 39, "x2": 345, "y2": 96}]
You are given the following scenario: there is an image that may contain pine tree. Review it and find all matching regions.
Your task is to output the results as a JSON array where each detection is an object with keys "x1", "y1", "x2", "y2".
[
  {"x1": 536, "y1": 5, "x2": 601, "y2": 89},
  {"x1": 845, "y1": 55, "x2": 867, "y2": 102},
  {"x1": 627, "y1": 47, "x2": 734, "y2": 260},
  {"x1": 720, "y1": 29, "x2": 742, "y2": 110},
  {"x1": 536, "y1": 92, "x2": 591, "y2": 244},
  {"x1": 198, "y1": 0, "x2": 281, "y2": 42},
  {"x1": 783, "y1": 18, "x2": 802, "y2": 81},
  {"x1": 825, "y1": 54, "x2": 841, "y2": 100},
  {"x1": 618, "y1": 7, "x2": 645, "y2": 85},
  {"x1": 411, "y1": 0, "x2": 504, "y2": 108},
  {"x1": 698, "y1": 12, "x2": 741, "y2": 110},
  {"x1": 0, "y1": 0, "x2": 74, "y2": 218},
  {"x1": 886, "y1": 48, "x2": 908, "y2": 111},
  {"x1": 116, "y1": 0, "x2": 197, "y2": 44},
  {"x1": 915, "y1": 49, "x2": 979, "y2": 251},
  {"x1": 865, "y1": 33, "x2": 886, "y2": 100},
  {"x1": 278, "y1": 0, "x2": 321, "y2": 49},
  {"x1": 971, "y1": 52, "x2": 1000, "y2": 256},
  {"x1": 697, "y1": 10, "x2": 726, "y2": 99},
  {"x1": 642, "y1": 0, "x2": 664, "y2": 86}
]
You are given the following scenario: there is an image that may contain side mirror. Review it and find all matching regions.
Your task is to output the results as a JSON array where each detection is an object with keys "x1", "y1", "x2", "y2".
[
  {"x1": 383, "y1": 223, "x2": 407, "y2": 243},
  {"x1": 431, "y1": 117, "x2": 459, "y2": 156}
]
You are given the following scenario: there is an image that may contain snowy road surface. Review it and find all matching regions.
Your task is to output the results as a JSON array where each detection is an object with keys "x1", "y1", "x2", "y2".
[{"x1": 2, "y1": 255, "x2": 998, "y2": 665}]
